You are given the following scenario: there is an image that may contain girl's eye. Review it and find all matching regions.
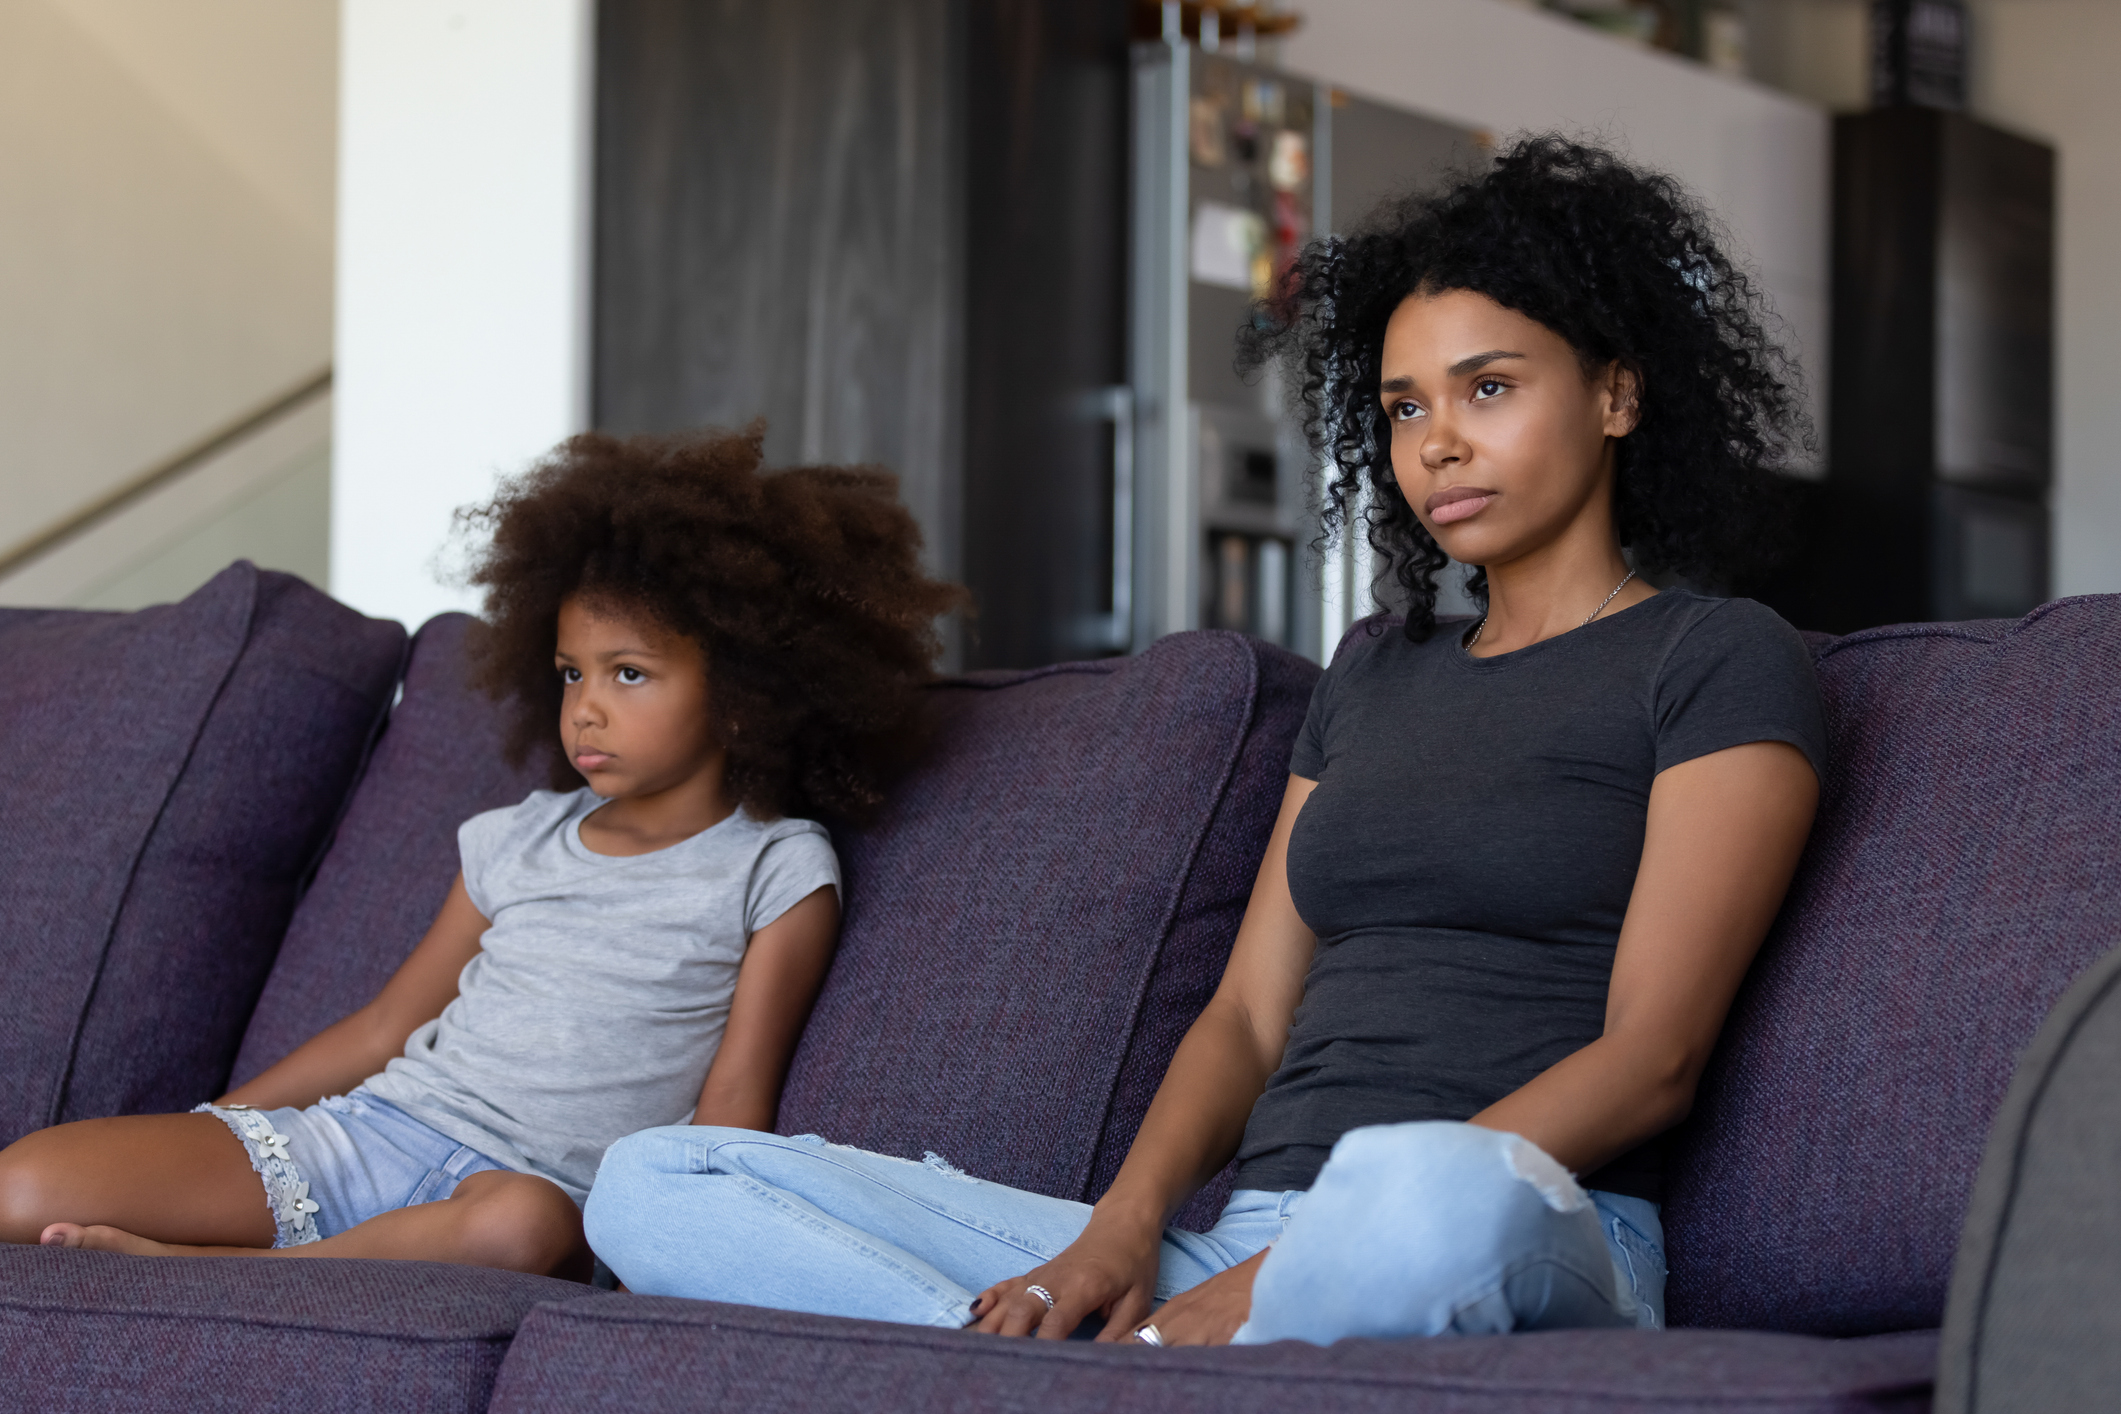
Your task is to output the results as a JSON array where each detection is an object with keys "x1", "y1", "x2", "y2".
[
  {"x1": 1473, "y1": 379, "x2": 1505, "y2": 400},
  {"x1": 559, "y1": 666, "x2": 581, "y2": 684},
  {"x1": 616, "y1": 666, "x2": 646, "y2": 685},
  {"x1": 1389, "y1": 400, "x2": 1424, "y2": 423}
]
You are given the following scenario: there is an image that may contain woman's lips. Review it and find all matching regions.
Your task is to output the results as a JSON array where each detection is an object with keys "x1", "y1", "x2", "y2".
[
  {"x1": 574, "y1": 751, "x2": 613, "y2": 772},
  {"x1": 1425, "y1": 486, "x2": 1497, "y2": 525}
]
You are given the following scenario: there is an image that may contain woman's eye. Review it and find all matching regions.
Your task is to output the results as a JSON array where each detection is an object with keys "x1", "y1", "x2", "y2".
[
  {"x1": 559, "y1": 666, "x2": 581, "y2": 684},
  {"x1": 1473, "y1": 379, "x2": 1505, "y2": 400},
  {"x1": 1390, "y1": 400, "x2": 1423, "y2": 422},
  {"x1": 617, "y1": 666, "x2": 646, "y2": 685}
]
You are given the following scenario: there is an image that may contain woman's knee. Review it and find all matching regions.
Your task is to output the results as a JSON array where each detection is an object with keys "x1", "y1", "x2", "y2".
[
  {"x1": 1242, "y1": 1122, "x2": 1618, "y2": 1343},
  {"x1": 1316, "y1": 1121, "x2": 1589, "y2": 1227},
  {"x1": 585, "y1": 1127, "x2": 702, "y2": 1226}
]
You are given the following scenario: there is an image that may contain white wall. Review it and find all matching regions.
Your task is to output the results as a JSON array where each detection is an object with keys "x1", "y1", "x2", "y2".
[
  {"x1": 48, "y1": 0, "x2": 339, "y2": 248},
  {"x1": 1967, "y1": 0, "x2": 2121, "y2": 597},
  {"x1": 1282, "y1": 0, "x2": 1832, "y2": 463},
  {"x1": 0, "y1": 0, "x2": 334, "y2": 560},
  {"x1": 0, "y1": 390, "x2": 332, "y2": 609},
  {"x1": 331, "y1": 0, "x2": 592, "y2": 629}
]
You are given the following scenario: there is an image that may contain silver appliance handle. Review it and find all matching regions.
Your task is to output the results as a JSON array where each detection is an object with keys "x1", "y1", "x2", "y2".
[
  {"x1": 1072, "y1": 385, "x2": 1135, "y2": 653},
  {"x1": 1104, "y1": 384, "x2": 1134, "y2": 645}
]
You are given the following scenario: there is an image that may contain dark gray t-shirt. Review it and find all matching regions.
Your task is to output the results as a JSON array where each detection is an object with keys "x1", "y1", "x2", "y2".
[{"x1": 1234, "y1": 591, "x2": 1826, "y2": 1201}]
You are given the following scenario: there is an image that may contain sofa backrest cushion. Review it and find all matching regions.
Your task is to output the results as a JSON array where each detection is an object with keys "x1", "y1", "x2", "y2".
[
  {"x1": 0, "y1": 564, "x2": 405, "y2": 1141},
  {"x1": 1665, "y1": 596, "x2": 2121, "y2": 1335},
  {"x1": 231, "y1": 613, "x2": 549, "y2": 1084},
  {"x1": 773, "y1": 631, "x2": 1317, "y2": 1213}
]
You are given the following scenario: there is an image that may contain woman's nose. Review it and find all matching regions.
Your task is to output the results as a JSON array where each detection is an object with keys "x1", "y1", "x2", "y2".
[{"x1": 1421, "y1": 416, "x2": 1469, "y2": 468}]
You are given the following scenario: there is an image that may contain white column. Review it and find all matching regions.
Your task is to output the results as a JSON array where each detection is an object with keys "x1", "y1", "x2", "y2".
[{"x1": 331, "y1": 0, "x2": 593, "y2": 629}]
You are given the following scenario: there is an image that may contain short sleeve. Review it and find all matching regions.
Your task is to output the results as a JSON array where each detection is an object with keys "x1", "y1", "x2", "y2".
[
  {"x1": 455, "y1": 789, "x2": 580, "y2": 920},
  {"x1": 745, "y1": 823, "x2": 842, "y2": 936},
  {"x1": 456, "y1": 806, "x2": 513, "y2": 919},
  {"x1": 1653, "y1": 599, "x2": 1828, "y2": 780},
  {"x1": 1288, "y1": 668, "x2": 1334, "y2": 780}
]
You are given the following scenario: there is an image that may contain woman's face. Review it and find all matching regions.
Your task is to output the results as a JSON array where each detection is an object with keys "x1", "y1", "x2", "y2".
[{"x1": 1377, "y1": 288, "x2": 1637, "y2": 570}]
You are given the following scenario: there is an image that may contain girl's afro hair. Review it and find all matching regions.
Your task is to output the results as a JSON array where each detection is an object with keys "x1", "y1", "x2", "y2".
[
  {"x1": 1241, "y1": 135, "x2": 1809, "y2": 640},
  {"x1": 457, "y1": 425, "x2": 968, "y2": 824}
]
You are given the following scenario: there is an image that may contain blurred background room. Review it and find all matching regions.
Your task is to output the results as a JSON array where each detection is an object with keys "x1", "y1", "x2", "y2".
[{"x1": 1, "y1": 0, "x2": 2111, "y2": 666}]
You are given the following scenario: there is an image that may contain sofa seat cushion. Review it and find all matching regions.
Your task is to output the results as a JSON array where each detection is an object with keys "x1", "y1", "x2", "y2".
[
  {"x1": 1665, "y1": 597, "x2": 2121, "y2": 1335},
  {"x1": 0, "y1": 564, "x2": 405, "y2": 1141},
  {"x1": 233, "y1": 613, "x2": 549, "y2": 1084},
  {"x1": 771, "y1": 631, "x2": 1317, "y2": 1224},
  {"x1": 0, "y1": 1246, "x2": 602, "y2": 1414},
  {"x1": 486, "y1": 1295, "x2": 1937, "y2": 1414}
]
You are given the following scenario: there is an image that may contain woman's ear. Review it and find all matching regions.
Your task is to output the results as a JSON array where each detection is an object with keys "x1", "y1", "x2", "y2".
[{"x1": 1602, "y1": 362, "x2": 1643, "y2": 438}]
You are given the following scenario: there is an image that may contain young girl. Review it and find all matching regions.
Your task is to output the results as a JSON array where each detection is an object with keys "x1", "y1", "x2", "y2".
[
  {"x1": 0, "y1": 428, "x2": 963, "y2": 1278},
  {"x1": 582, "y1": 138, "x2": 1826, "y2": 1345}
]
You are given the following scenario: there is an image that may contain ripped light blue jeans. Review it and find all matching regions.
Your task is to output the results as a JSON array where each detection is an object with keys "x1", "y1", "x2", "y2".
[{"x1": 583, "y1": 1120, "x2": 1665, "y2": 1344}]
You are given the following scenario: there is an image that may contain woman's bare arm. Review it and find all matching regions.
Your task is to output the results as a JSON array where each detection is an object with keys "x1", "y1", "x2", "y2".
[
  {"x1": 1468, "y1": 739, "x2": 1819, "y2": 1171},
  {"x1": 216, "y1": 875, "x2": 490, "y2": 1110},
  {"x1": 969, "y1": 775, "x2": 1320, "y2": 1340},
  {"x1": 691, "y1": 885, "x2": 841, "y2": 1132}
]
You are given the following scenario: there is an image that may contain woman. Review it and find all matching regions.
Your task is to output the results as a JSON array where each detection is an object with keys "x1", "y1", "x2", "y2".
[{"x1": 582, "y1": 138, "x2": 1826, "y2": 1347}]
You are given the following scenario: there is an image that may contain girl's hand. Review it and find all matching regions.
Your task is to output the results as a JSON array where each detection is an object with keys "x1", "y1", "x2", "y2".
[
  {"x1": 1126, "y1": 1249, "x2": 1265, "y2": 1347},
  {"x1": 968, "y1": 1226, "x2": 1160, "y2": 1339}
]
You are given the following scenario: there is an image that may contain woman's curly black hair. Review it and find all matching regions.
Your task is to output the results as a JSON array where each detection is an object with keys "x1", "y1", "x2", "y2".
[
  {"x1": 1242, "y1": 135, "x2": 1809, "y2": 640},
  {"x1": 456, "y1": 425, "x2": 968, "y2": 824}
]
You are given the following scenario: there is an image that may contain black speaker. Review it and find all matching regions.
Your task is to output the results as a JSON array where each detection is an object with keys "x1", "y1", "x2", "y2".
[{"x1": 1798, "y1": 106, "x2": 2054, "y2": 633}]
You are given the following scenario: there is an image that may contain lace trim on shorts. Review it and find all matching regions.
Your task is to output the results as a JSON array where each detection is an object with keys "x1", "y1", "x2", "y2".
[{"x1": 193, "y1": 1103, "x2": 322, "y2": 1247}]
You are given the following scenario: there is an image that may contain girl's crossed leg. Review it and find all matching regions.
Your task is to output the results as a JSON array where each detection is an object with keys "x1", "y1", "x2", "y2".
[{"x1": 0, "y1": 1090, "x2": 587, "y2": 1279}]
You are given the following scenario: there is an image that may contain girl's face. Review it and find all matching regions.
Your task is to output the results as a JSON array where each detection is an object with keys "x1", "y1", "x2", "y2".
[
  {"x1": 1377, "y1": 288, "x2": 1637, "y2": 570},
  {"x1": 554, "y1": 596, "x2": 721, "y2": 800}
]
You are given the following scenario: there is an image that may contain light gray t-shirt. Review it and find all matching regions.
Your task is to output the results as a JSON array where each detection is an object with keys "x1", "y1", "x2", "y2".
[{"x1": 362, "y1": 788, "x2": 840, "y2": 1202}]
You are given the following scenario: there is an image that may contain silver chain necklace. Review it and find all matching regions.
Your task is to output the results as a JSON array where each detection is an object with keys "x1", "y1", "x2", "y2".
[{"x1": 1468, "y1": 568, "x2": 1637, "y2": 649}]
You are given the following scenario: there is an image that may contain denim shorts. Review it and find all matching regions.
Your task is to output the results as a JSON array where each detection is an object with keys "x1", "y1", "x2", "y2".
[{"x1": 194, "y1": 1087, "x2": 507, "y2": 1247}]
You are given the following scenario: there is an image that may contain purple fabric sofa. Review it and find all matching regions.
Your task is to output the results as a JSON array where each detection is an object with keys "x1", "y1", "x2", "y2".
[{"x1": 3, "y1": 563, "x2": 2117, "y2": 1413}]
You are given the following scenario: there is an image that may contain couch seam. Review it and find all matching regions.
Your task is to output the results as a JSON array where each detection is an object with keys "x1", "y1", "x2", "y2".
[
  {"x1": 290, "y1": 621, "x2": 413, "y2": 905},
  {"x1": 47, "y1": 565, "x2": 260, "y2": 1126},
  {"x1": 928, "y1": 660, "x2": 1121, "y2": 694},
  {"x1": 516, "y1": 1308, "x2": 1934, "y2": 1403},
  {"x1": 1808, "y1": 620, "x2": 2016, "y2": 664},
  {"x1": 1072, "y1": 633, "x2": 1261, "y2": 1204},
  {"x1": 0, "y1": 1299, "x2": 528, "y2": 1345}
]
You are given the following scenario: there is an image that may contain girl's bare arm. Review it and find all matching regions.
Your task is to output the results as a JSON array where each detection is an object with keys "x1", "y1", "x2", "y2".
[
  {"x1": 216, "y1": 875, "x2": 490, "y2": 1110},
  {"x1": 690, "y1": 885, "x2": 841, "y2": 1132}
]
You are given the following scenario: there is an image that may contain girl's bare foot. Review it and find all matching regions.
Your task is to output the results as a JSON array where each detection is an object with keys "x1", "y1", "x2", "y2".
[{"x1": 38, "y1": 1222, "x2": 252, "y2": 1257}]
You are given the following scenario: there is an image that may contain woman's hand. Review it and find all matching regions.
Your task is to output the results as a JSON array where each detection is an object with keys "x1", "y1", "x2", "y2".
[
  {"x1": 1126, "y1": 1249, "x2": 1266, "y2": 1347},
  {"x1": 965, "y1": 776, "x2": 1318, "y2": 1342},
  {"x1": 968, "y1": 1223, "x2": 1160, "y2": 1339}
]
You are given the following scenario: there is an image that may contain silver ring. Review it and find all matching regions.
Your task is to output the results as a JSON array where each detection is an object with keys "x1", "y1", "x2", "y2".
[
  {"x1": 1025, "y1": 1284, "x2": 1055, "y2": 1311},
  {"x1": 1135, "y1": 1323, "x2": 1164, "y2": 1347}
]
